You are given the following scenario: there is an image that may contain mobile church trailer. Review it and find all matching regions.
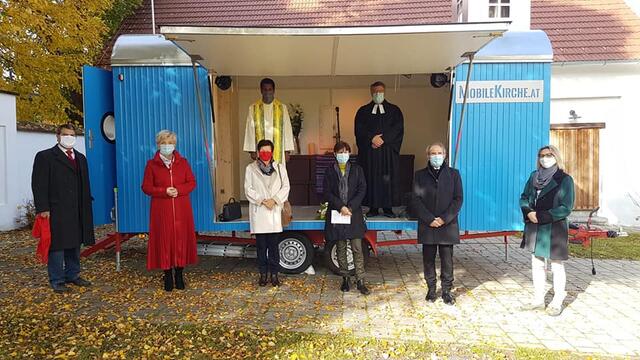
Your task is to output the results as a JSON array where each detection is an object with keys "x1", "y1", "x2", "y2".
[{"x1": 81, "y1": 25, "x2": 552, "y2": 274}]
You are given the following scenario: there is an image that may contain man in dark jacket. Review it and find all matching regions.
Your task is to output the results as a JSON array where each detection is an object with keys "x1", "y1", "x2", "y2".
[
  {"x1": 410, "y1": 143, "x2": 463, "y2": 305},
  {"x1": 31, "y1": 123, "x2": 95, "y2": 293}
]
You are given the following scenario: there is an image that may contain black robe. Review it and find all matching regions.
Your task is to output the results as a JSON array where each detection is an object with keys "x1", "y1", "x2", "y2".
[
  {"x1": 354, "y1": 100, "x2": 404, "y2": 208},
  {"x1": 31, "y1": 145, "x2": 95, "y2": 251}
]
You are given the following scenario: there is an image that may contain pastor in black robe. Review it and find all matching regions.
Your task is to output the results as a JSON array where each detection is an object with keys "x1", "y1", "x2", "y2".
[{"x1": 354, "y1": 100, "x2": 404, "y2": 209}]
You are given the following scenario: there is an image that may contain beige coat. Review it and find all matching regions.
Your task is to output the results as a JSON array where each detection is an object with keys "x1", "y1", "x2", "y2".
[{"x1": 244, "y1": 162, "x2": 290, "y2": 234}]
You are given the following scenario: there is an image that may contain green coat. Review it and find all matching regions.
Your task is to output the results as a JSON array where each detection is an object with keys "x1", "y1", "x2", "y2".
[{"x1": 519, "y1": 169, "x2": 575, "y2": 260}]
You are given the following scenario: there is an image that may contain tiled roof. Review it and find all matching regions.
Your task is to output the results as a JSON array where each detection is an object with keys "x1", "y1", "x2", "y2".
[
  {"x1": 531, "y1": 0, "x2": 640, "y2": 62},
  {"x1": 97, "y1": 0, "x2": 640, "y2": 66}
]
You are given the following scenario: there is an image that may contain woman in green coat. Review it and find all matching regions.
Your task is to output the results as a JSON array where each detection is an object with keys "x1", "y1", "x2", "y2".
[{"x1": 519, "y1": 145, "x2": 575, "y2": 316}]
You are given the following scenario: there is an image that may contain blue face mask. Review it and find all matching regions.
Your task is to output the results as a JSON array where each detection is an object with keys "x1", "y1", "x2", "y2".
[
  {"x1": 159, "y1": 144, "x2": 175, "y2": 156},
  {"x1": 372, "y1": 92, "x2": 384, "y2": 104},
  {"x1": 336, "y1": 153, "x2": 350, "y2": 164},
  {"x1": 429, "y1": 154, "x2": 445, "y2": 168}
]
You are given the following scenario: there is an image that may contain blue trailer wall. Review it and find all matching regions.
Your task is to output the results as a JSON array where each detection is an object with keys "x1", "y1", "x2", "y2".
[
  {"x1": 113, "y1": 66, "x2": 214, "y2": 233},
  {"x1": 451, "y1": 61, "x2": 551, "y2": 231}
]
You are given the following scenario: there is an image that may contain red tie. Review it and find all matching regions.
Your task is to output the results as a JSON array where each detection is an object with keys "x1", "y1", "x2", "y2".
[{"x1": 66, "y1": 149, "x2": 77, "y2": 168}]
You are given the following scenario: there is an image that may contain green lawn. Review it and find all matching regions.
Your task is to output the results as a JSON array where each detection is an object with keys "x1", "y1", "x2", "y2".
[{"x1": 569, "y1": 232, "x2": 640, "y2": 261}]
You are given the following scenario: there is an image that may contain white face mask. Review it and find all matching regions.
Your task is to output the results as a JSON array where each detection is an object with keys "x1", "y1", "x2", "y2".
[
  {"x1": 59, "y1": 135, "x2": 76, "y2": 149},
  {"x1": 372, "y1": 92, "x2": 384, "y2": 104},
  {"x1": 540, "y1": 156, "x2": 557, "y2": 169},
  {"x1": 159, "y1": 144, "x2": 175, "y2": 156}
]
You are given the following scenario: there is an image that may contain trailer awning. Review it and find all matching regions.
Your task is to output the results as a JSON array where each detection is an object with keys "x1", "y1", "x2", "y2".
[{"x1": 160, "y1": 23, "x2": 509, "y2": 76}]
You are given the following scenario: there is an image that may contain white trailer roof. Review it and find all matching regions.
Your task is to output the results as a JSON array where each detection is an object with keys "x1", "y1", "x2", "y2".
[{"x1": 160, "y1": 23, "x2": 509, "y2": 76}]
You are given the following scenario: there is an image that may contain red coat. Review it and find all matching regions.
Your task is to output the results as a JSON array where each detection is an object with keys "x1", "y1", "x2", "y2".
[{"x1": 142, "y1": 151, "x2": 198, "y2": 270}]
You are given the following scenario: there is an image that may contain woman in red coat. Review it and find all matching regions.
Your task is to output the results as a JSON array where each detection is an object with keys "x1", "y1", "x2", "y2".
[{"x1": 142, "y1": 130, "x2": 198, "y2": 291}]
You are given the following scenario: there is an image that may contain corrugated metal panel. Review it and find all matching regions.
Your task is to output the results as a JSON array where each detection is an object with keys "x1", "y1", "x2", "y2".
[
  {"x1": 451, "y1": 62, "x2": 551, "y2": 231},
  {"x1": 114, "y1": 66, "x2": 214, "y2": 233}
]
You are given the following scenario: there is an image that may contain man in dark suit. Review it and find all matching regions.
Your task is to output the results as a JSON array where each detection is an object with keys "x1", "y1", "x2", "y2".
[
  {"x1": 410, "y1": 142, "x2": 463, "y2": 305},
  {"x1": 31, "y1": 123, "x2": 95, "y2": 293}
]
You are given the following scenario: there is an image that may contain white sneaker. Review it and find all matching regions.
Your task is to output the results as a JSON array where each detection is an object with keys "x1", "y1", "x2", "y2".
[
  {"x1": 519, "y1": 302, "x2": 545, "y2": 311},
  {"x1": 546, "y1": 305, "x2": 563, "y2": 316},
  {"x1": 303, "y1": 265, "x2": 316, "y2": 275}
]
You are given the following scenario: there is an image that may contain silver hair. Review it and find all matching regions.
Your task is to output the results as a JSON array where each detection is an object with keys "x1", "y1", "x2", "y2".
[
  {"x1": 537, "y1": 144, "x2": 564, "y2": 169},
  {"x1": 426, "y1": 142, "x2": 447, "y2": 156},
  {"x1": 155, "y1": 130, "x2": 177, "y2": 145}
]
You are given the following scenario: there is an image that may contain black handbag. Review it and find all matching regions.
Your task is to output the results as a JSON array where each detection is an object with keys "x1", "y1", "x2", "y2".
[{"x1": 218, "y1": 198, "x2": 242, "y2": 221}]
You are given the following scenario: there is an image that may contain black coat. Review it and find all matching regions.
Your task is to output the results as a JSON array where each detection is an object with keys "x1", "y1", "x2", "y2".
[
  {"x1": 323, "y1": 163, "x2": 367, "y2": 242},
  {"x1": 409, "y1": 163, "x2": 463, "y2": 245},
  {"x1": 31, "y1": 145, "x2": 95, "y2": 250}
]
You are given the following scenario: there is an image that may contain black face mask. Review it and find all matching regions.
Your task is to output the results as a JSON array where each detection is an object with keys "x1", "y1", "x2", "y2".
[{"x1": 262, "y1": 92, "x2": 274, "y2": 104}]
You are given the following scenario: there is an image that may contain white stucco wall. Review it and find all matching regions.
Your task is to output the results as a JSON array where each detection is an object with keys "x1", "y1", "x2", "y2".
[
  {"x1": 550, "y1": 62, "x2": 640, "y2": 226},
  {"x1": 0, "y1": 94, "x2": 86, "y2": 230},
  {"x1": 0, "y1": 93, "x2": 18, "y2": 230}
]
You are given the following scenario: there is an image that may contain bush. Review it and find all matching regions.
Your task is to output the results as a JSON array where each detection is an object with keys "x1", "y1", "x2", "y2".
[{"x1": 15, "y1": 200, "x2": 36, "y2": 228}]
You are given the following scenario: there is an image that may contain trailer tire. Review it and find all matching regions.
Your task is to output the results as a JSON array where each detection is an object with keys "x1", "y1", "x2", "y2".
[
  {"x1": 324, "y1": 239, "x2": 371, "y2": 276},
  {"x1": 277, "y1": 232, "x2": 314, "y2": 274}
]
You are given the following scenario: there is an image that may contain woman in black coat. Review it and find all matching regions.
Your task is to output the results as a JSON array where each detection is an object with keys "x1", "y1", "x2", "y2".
[
  {"x1": 410, "y1": 142, "x2": 463, "y2": 305},
  {"x1": 323, "y1": 141, "x2": 370, "y2": 295}
]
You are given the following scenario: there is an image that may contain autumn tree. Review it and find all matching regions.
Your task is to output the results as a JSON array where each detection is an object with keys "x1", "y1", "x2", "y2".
[{"x1": 0, "y1": 0, "x2": 128, "y2": 124}]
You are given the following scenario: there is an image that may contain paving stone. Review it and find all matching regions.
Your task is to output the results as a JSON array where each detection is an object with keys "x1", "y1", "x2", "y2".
[{"x1": 164, "y1": 237, "x2": 640, "y2": 356}]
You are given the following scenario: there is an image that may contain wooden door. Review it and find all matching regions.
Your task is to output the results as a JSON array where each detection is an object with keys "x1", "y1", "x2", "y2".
[{"x1": 550, "y1": 123, "x2": 604, "y2": 210}]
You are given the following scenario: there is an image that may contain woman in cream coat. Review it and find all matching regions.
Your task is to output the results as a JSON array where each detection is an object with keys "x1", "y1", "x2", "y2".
[{"x1": 244, "y1": 139, "x2": 291, "y2": 287}]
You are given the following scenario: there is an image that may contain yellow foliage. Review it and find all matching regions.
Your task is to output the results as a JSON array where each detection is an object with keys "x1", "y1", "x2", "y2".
[{"x1": 0, "y1": 0, "x2": 112, "y2": 124}]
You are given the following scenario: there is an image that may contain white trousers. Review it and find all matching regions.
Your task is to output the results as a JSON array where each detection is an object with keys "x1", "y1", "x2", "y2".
[{"x1": 531, "y1": 254, "x2": 566, "y2": 307}]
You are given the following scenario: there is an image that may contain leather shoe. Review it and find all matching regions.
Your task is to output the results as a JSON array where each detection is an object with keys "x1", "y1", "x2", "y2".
[
  {"x1": 271, "y1": 273, "x2": 281, "y2": 287},
  {"x1": 66, "y1": 277, "x2": 91, "y2": 287},
  {"x1": 356, "y1": 280, "x2": 370, "y2": 295},
  {"x1": 382, "y1": 208, "x2": 395, "y2": 218},
  {"x1": 366, "y1": 209, "x2": 379, "y2": 217},
  {"x1": 52, "y1": 283, "x2": 71, "y2": 293},
  {"x1": 425, "y1": 287, "x2": 437, "y2": 302},
  {"x1": 442, "y1": 291, "x2": 456, "y2": 305},
  {"x1": 340, "y1": 276, "x2": 350, "y2": 292},
  {"x1": 258, "y1": 273, "x2": 268, "y2": 287}
]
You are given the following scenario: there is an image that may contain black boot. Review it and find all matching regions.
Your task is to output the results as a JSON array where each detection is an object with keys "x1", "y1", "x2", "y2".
[
  {"x1": 382, "y1": 208, "x2": 395, "y2": 218},
  {"x1": 163, "y1": 270, "x2": 173, "y2": 292},
  {"x1": 258, "y1": 273, "x2": 268, "y2": 287},
  {"x1": 366, "y1": 208, "x2": 379, "y2": 217},
  {"x1": 340, "y1": 276, "x2": 350, "y2": 292},
  {"x1": 356, "y1": 280, "x2": 370, "y2": 295},
  {"x1": 442, "y1": 290, "x2": 456, "y2": 305},
  {"x1": 271, "y1": 273, "x2": 281, "y2": 287},
  {"x1": 174, "y1": 267, "x2": 185, "y2": 290},
  {"x1": 425, "y1": 286, "x2": 437, "y2": 302}
]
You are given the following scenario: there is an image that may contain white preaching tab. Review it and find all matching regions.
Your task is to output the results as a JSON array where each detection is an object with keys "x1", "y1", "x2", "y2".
[
  {"x1": 331, "y1": 210, "x2": 351, "y2": 224},
  {"x1": 372, "y1": 104, "x2": 386, "y2": 114}
]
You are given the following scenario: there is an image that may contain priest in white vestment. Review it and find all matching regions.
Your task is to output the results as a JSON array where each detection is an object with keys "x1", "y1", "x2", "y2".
[{"x1": 243, "y1": 78, "x2": 295, "y2": 163}]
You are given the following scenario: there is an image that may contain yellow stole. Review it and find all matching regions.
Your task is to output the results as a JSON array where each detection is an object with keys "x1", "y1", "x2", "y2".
[{"x1": 252, "y1": 99, "x2": 284, "y2": 163}]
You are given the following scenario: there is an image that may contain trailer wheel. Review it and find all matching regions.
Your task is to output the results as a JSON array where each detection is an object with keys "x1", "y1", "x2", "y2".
[
  {"x1": 324, "y1": 240, "x2": 371, "y2": 276},
  {"x1": 278, "y1": 232, "x2": 314, "y2": 274}
]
